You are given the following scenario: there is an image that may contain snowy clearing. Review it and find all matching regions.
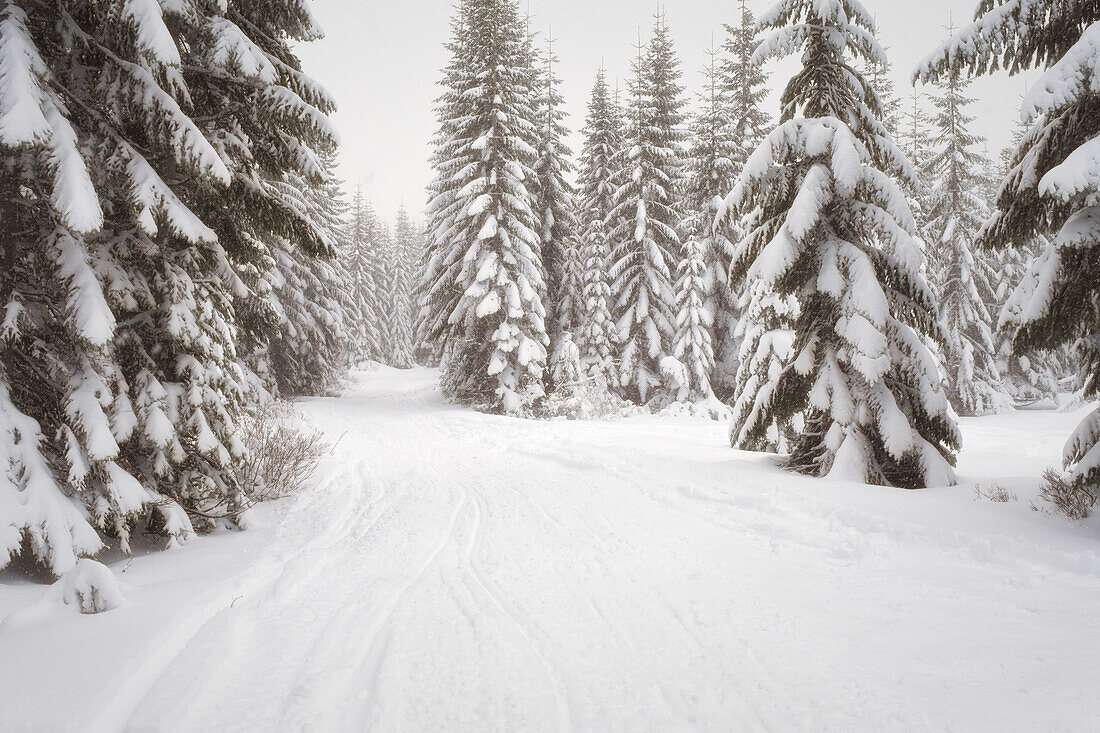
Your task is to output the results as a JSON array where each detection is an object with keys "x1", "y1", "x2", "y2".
[{"x1": 2, "y1": 366, "x2": 1099, "y2": 732}]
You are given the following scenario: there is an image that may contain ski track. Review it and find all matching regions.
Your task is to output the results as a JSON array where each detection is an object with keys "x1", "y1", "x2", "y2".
[{"x1": 92, "y1": 368, "x2": 1100, "y2": 731}]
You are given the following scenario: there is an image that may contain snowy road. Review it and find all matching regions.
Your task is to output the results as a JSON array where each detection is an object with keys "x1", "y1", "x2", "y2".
[{"x1": 4, "y1": 367, "x2": 1100, "y2": 731}]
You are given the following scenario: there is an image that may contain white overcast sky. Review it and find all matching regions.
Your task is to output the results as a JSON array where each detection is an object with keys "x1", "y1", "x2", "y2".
[{"x1": 296, "y1": 0, "x2": 1036, "y2": 224}]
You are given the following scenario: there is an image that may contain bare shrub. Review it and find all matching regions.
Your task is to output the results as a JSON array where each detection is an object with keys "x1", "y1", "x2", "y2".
[
  {"x1": 973, "y1": 483, "x2": 1017, "y2": 503},
  {"x1": 238, "y1": 401, "x2": 331, "y2": 501},
  {"x1": 1036, "y1": 468, "x2": 1097, "y2": 520}
]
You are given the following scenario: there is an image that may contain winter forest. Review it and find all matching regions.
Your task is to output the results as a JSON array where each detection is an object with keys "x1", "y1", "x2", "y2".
[{"x1": 3, "y1": 0, "x2": 1100, "y2": 729}]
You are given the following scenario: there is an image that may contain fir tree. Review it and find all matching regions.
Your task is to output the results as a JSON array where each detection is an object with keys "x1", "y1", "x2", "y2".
[
  {"x1": 918, "y1": 0, "x2": 1100, "y2": 496},
  {"x1": 608, "y1": 14, "x2": 686, "y2": 403},
  {"x1": 717, "y1": 1, "x2": 773, "y2": 398},
  {"x1": 992, "y1": 236, "x2": 1072, "y2": 404},
  {"x1": 574, "y1": 70, "x2": 621, "y2": 381},
  {"x1": 895, "y1": 89, "x2": 937, "y2": 269},
  {"x1": 408, "y1": 219, "x2": 441, "y2": 367},
  {"x1": 185, "y1": 3, "x2": 340, "y2": 385},
  {"x1": 422, "y1": 0, "x2": 549, "y2": 413},
  {"x1": 987, "y1": 122, "x2": 1071, "y2": 404},
  {"x1": 727, "y1": 0, "x2": 959, "y2": 487},
  {"x1": 922, "y1": 58, "x2": 1003, "y2": 415}
]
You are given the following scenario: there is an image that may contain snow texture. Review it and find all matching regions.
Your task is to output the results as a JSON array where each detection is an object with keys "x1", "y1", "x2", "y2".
[{"x1": 2, "y1": 367, "x2": 1098, "y2": 731}]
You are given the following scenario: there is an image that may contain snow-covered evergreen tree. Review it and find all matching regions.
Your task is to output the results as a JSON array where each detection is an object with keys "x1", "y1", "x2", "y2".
[
  {"x1": 668, "y1": 236, "x2": 717, "y2": 403},
  {"x1": 608, "y1": 14, "x2": 686, "y2": 403},
  {"x1": 681, "y1": 47, "x2": 737, "y2": 402},
  {"x1": 1, "y1": 0, "x2": 334, "y2": 575},
  {"x1": 918, "y1": 0, "x2": 1100, "y2": 496},
  {"x1": 863, "y1": 33, "x2": 902, "y2": 140},
  {"x1": 387, "y1": 206, "x2": 418, "y2": 368},
  {"x1": 533, "y1": 34, "x2": 581, "y2": 334},
  {"x1": 896, "y1": 89, "x2": 937, "y2": 252},
  {"x1": 993, "y1": 237, "x2": 1073, "y2": 403},
  {"x1": 983, "y1": 122, "x2": 1073, "y2": 405},
  {"x1": 922, "y1": 63, "x2": 1003, "y2": 415},
  {"x1": 422, "y1": 0, "x2": 549, "y2": 413},
  {"x1": 188, "y1": 3, "x2": 340, "y2": 379},
  {"x1": 408, "y1": 219, "x2": 441, "y2": 367},
  {"x1": 574, "y1": 69, "x2": 621, "y2": 381},
  {"x1": 243, "y1": 147, "x2": 353, "y2": 396},
  {"x1": 716, "y1": 1, "x2": 773, "y2": 397},
  {"x1": 730, "y1": 280, "x2": 800, "y2": 452},
  {"x1": 726, "y1": 0, "x2": 959, "y2": 487},
  {"x1": 722, "y1": 0, "x2": 772, "y2": 176},
  {"x1": 346, "y1": 189, "x2": 385, "y2": 362},
  {"x1": 900, "y1": 90, "x2": 936, "y2": 182}
]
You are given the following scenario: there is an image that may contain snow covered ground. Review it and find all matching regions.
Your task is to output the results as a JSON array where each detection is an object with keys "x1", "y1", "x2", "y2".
[{"x1": 2, "y1": 366, "x2": 1099, "y2": 732}]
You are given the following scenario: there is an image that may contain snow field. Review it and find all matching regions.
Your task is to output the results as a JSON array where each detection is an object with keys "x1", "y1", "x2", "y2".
[{"x1": 1, "y1": 366, "x2": 1098, "y2": 731}]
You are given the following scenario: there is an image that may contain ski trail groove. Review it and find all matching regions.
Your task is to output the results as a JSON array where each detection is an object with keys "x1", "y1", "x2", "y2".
[
  {"x1": 94, "y1": 369, "x2": 1100, "y2": 732},
  {"x1": 460, "y1": 484, "x2": 573, "y2": 733},
  {"x1": 330, "y1": 490, "x2": 471, "y2": 728}
]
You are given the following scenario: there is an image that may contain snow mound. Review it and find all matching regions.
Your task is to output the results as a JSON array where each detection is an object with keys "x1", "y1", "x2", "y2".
[
  {"x1": 3, "y1": 559, "x2": 126, "y2": 629},
  {"x1": 54, "y1": 559, "x2": 126, "y2": 614},
  {"x1": 656, "y1": 397, "x2": 733, "y2": 422}
]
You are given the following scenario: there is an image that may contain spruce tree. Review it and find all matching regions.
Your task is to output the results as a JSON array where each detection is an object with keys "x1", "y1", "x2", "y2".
[
  {"x1": 730, "y1": 280, "x2": 800, "y2": 452},
  {"x1": 717, "y1": 1, "x2": 773, "y2": 397},
  {"x1": 0, "y1": 0, "x2": 334, "y2": 575},
  {"x1": 608, "y1": 14, "x2": 686, "y2": 403},
  {"x1": 575, "y1": 69, "x2": 621, "y2": 381},
  {"x1": 346, "y1": 189, "x2": 385, "y2": 362},
  {"x1": 387, "y1": 207, "x2": 418, "y2": 368},
  {"x1": 408, "y1": 219, "x2": 441, "y2": 367},
  {"x1": 244, "y1": 148, "x2": 353, "y2": 396},
  {"x1": 728, "y1": 0, "x2": 959, "y2": 487},
  {"x1": 722, "y1": 0, "x2": 772, "y2": 175},
  {"x1": 422, "y1": 0, "x2": 549, "y2": 413},
  {"x1": 922, "y1": 61, "x2": 1003, "y2": 415},
  {"x1": 900, "y1": 90, "x2": 936, "y2": 183},
  {"x1": 533, "y1": 34, "x2": 581, "y2": 335},
  {"x1": 183, "y1": 1, "x2": 339, "y2": 505},
  {"x1": 185, "y1": 4, "x2": 340, "y2": 384},
  {"x1": 993, "y1": 236, "x2": 1073, "y2": 404},
  {"x1": 987, "y1": 124, "x2": 1071, "y2": 404},
  {"x1": 680, "y1": 47, "x2": 737, "y2": 402},
  {"x1": 918, "y1": 1, "x2": 1100, "y2": 496},
  {"x1": 668, "y1": 236, "x2": 717, "y2": 402},
  {"x1": 863, "y1": 34, "x2": 902, "y2": 140}
]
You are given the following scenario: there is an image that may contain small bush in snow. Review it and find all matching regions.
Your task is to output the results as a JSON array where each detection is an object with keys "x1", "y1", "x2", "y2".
[
  {"x1": 1036, "y1": 469, "x2": 1097, "y2": 521},
  {"x1": 538, "y1": 372, "x2": 638, "y2": 421},
  {"x1": 973, "y1": 483, "x2": 1017, "y2": 503},
  {"x1": 238, "y1": 402, "x2": 331, "y2": 501}
]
